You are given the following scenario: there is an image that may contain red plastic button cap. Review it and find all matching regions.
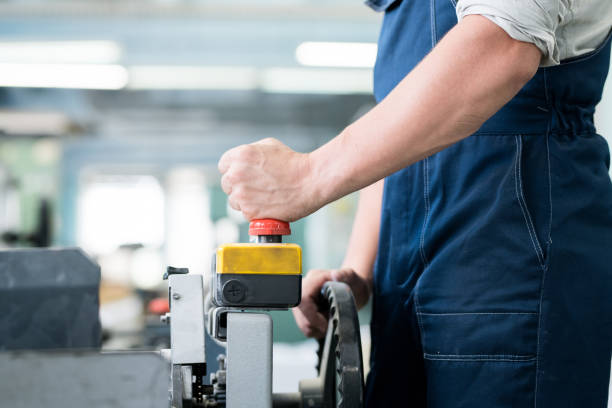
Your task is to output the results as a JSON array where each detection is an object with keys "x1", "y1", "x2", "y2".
[
  {"x1": 148, "y1": 298, "x2": 170, "y2": 315},
  {"x1": 249, "y1": 219, "x2": 291, "y2": 236}
]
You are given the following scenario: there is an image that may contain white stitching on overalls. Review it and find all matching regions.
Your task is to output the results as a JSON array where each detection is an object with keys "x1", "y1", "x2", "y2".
[
  {"x1": 514, "y1": 135, "x2": 546, "y2": 268},
  {"x1": 423, "y1": 353, "x2": 536, "y2": 362},
  {"x1": 416, "y1": 0, "x2": 436, "y2": 361},
  {"x1": 417, "y1": 312, "x2": 538, "y2": 316},
  {"x1": 518, "y1": 137, "x2": 545, "y2": 262},
  {"x1": 534, "y1": 69, "x2": 554, "y2": 408},
  {"x1": 419, "y1": 158, "x2": 431, "y2": 268},
  {"x1": 419, "y1": 0, "x2": 436, "y2": 271},
  {"x1": 414, "y1": 291, "x2": 426, "y2": 353},
  {"x1": 543, "y1": 71, "x2": 553, "y2": 250},
  {"x1": 430, "y1": 0, "x2": 437, "y2": 47},
  {"x1": 515, "y1": 135, "x2": 545, "y2": 265}
]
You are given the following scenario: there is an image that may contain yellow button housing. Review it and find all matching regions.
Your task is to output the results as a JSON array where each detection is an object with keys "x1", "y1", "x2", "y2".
[{"x1": 216, "y1": 243, "x2": 302, "y2": 276}]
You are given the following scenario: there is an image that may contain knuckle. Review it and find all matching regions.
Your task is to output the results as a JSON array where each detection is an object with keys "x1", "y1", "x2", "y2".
[
  {"x1": 218, "y1": 152, "x2": 231, "y2": 173},
  {"x1": 240, "y1": 202, "x2": 253, "y2": 216},
  {"x1": 234, "y1": 145, "x2": 248, "y2": 155},
  {"x1": 231, "y1": 168, "x2": 244, "y2": 180},
  {"x1": 236, "y1": 145, "x2": 257, "y2": 162},
  {"x1": 221, "y1": 173, "x2": 233, "y2": 188},
  {"x1": 231, "y1": 164, "x2": 250, "y2": 180},
  {"x1": 232, "y1": 187, "x2": 247, "y2": 202}
]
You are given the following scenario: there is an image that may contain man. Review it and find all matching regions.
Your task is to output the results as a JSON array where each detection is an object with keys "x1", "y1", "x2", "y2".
[{"x1": 219, "y1": 0, "x2": 612, "y2": 406}]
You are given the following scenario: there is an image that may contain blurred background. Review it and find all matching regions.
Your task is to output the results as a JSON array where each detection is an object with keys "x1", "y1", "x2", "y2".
[
  {"x1": 0, "y1": 0, "x2": 610, "y2": 397},
  {"x1": 0, "y1": 0, "x2": 382, "y2": 393}
]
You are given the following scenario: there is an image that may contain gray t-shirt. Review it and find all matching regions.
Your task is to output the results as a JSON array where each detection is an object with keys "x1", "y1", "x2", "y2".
[{"x1": 456, "y1": 0, "x2": 612, "y2": 66}]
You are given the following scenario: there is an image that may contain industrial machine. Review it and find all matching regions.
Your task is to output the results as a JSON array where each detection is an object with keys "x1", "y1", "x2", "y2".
[{"x1": 0, "y1": 219, "x2": 364, "y2": 408}]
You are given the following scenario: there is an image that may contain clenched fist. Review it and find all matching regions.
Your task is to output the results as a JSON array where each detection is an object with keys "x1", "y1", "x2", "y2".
[{"x1": 218, "y1": 138, "x2": 321, "y2": 221}]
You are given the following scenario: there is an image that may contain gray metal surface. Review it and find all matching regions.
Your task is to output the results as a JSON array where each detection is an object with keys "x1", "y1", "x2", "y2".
[
  {"x1": 227, "y1": 312, "x2": 273, "y2": 408},
  {"x1": 0, "y1": 247, "x2": 101, "y2": 350},
  {"x1": 169, "y1": 273, "x2": 206, "y2": 365},
  {"x1": 0, "y1": 351, "x2": 170, "y2": 408},
  {"x1": 171, "y1": 363, "x2": 186, "y2": 408}
]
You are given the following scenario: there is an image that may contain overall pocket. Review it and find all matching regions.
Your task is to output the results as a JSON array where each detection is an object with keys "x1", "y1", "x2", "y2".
[
  {"x1": 513, "y1": 134, "x2": 552, "y2": 270},
  {"x1": 417, "y1": 311, "x2": 538, "y2": 407}
]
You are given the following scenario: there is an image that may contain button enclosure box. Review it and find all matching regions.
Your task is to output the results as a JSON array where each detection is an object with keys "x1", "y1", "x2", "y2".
[{"x1": 212, "y1": 243, "x2": 302, "y2": 308}]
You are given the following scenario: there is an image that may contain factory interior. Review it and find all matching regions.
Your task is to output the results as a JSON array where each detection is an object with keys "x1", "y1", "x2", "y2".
[{"x1": 0, "y1": 1, "x2": 611, "y2": 407}]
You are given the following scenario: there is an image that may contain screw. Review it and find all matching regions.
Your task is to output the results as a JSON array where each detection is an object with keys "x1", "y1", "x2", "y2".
[
  {"x1": 172, "y1": 293, "x2": 181, "y2": 300},
  {"x1": 222, "y1": 280, "x2": 246, "y2": 303}
]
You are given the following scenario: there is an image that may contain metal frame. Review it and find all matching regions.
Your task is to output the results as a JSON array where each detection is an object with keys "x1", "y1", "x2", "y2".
[
  {"x1": 226, "y1": 312, "x2": 273, "y2": 408},
  {"x1": 168, "y1": 273, "x2": 206, "y2": 365}
]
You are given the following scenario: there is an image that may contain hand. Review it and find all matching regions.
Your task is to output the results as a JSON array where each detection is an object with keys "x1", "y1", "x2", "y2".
[
  {"x1": 218, "y1": 138, "x2": 320, "y2": 222},
  {"x1": 292, "y1": 267, "x2": 371, "y2": 338}
]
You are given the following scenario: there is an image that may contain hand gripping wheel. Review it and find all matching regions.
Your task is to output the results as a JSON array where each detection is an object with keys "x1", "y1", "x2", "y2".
[{"x1": 294, "y1": 281, "x2": 364, "y2": 408}]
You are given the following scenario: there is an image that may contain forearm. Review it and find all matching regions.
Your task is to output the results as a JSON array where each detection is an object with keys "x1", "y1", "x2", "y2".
[
  {"x1": 341, "y1": 179, "x2": 384, "y2": 291},
  {"x1": 309, "y1": 15, "x2": 541, "y2": 206}
]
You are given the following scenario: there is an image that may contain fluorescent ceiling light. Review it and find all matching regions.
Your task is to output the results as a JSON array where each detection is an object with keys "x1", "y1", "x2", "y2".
[
  {"x1": 128, "y1": 65, "x2": 371, "y2": 94},
  {"x1": 0, "y1": 62, "x2": 371, "y2": 93},
  {"x1": 127, "y1": 66, "x2": 257, "y2": 90},
  {"x1": 0, "y1": 63, "x2": 128, "y2": 90},
  {"x1": 0, "y1": 41, "x2": 122, "y2": 64},
  {"x1": 261, "y1": 67, "x2": 372, "y2": 94},
  {"x1": 295, "y1": 41, "x2": 377, "y2": 68}
]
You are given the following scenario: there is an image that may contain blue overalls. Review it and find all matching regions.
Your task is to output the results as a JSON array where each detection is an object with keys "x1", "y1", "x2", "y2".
[{"x1": 367, "y1": 0, "x2": 612, "y2": 406}]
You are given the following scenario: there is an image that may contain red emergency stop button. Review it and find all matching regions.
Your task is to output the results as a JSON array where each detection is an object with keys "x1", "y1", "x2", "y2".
[
  {"x1": 148, "y1": 297, "x2": 170, "y2": 315},
  {"x1": 249, "y1": 219, "x2": 291, "y2": 236}
]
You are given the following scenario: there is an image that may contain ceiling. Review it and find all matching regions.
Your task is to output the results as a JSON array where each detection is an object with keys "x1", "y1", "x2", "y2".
[{"x1": 0, "y1": 0, "x2": 382, "y2": 139}]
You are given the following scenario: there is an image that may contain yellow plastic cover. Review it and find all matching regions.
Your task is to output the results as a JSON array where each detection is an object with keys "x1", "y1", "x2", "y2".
[{"x1": 216, "y1": 243, "x2": 302, "y2": 275}]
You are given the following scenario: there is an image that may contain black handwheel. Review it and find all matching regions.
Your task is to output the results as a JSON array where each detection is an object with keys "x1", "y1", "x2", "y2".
[
  {"x1": 316, "y1": 281, "x2": 364, "y2": 408},
  {"x1": 274, "y1": 282, "x2": 364, "y2": 408}
]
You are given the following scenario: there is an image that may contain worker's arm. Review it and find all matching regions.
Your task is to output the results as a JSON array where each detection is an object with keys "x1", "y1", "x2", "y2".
[
  {"x1": 341, "y1": 179, "x2": 383, "y2": 291},
  {"x1": 292, "y1": 180, "x2": 383, "y2": 338},
  {"x1": 218, "y1": 15, "x2": 542, "y2": 222}
]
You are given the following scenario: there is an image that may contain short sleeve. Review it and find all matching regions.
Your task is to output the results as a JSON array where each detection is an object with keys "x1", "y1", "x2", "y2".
[{"x1": 456, "y1": 0, "x2": 569, "y2": 66}]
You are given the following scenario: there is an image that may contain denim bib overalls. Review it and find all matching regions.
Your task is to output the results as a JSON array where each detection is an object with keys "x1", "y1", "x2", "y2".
[{"x1": 366, "y1": 0, "x2": 612, "y2": 406}]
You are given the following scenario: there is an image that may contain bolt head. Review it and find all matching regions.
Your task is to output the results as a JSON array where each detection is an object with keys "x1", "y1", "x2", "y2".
[
  {"x1": 222, "y1": 279, "x2": 246, "y2": 303},
  {"x1": 172, "y1": 293, "x2": 181, "y2": 300}
]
